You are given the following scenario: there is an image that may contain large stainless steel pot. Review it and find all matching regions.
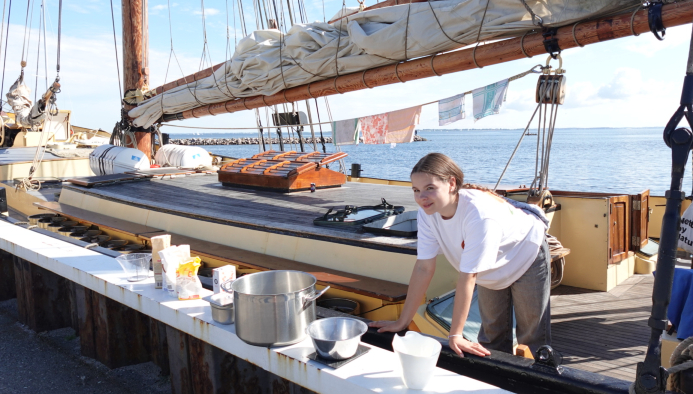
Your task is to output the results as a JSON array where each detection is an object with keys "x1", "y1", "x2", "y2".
[{"x1": 230, "y1": 270, "x2": 329, "y2": 347}]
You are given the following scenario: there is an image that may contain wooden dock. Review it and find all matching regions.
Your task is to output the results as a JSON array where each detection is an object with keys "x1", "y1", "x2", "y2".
[{"x1": 550, "y1": 258, "x2": 690, "y2": 382}]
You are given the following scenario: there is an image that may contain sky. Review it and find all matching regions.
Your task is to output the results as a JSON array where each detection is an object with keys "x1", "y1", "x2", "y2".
[{"x1": 0, "y1": 0, "x2": 691, "y2": 133}]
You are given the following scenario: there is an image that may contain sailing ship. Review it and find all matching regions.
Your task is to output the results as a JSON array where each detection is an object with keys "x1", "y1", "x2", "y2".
[{"x1": 0, "y1": 0, "x2": 692, "y2": 393}]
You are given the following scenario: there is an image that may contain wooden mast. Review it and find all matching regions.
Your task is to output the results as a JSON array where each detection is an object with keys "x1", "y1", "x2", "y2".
[
  {"x1": 153, "y1": 1, "x2": 693, "y2": 123},
  {"x1": 122, "y1": 0, "x2": 151, "y2": 160}
]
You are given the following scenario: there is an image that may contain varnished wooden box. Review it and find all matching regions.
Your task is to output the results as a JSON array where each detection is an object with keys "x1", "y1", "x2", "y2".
[{"x1": 218, "y1": 150, "x2": 347, "y2": 192}]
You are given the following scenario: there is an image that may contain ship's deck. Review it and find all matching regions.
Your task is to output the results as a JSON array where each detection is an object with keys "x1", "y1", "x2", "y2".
[
  {"x1": 0, "y1": 147, "x2": 90, "y2": 164},
  {"x1": 551, "y1": 257, "x2": 690, "y2": 381},
  {"x1": 63, "y1": 175, "x2": 422, "y2": 254}
]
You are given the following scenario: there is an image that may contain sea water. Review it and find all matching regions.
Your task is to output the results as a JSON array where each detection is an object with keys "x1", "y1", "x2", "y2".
[{"x1": 166, "y1": 127, "x2": 681, "y2": 196}]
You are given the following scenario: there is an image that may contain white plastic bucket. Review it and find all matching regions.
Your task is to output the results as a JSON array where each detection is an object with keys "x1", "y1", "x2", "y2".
[
  {"x1": 392, "y1": 331, "x2": 442, "y2": 390},
  {"x1": 90, "y1": 144, "x2": 150, "y2": 175},
  {"x1": 154, "y1": 144, "x2": 212, "y2": 168}
]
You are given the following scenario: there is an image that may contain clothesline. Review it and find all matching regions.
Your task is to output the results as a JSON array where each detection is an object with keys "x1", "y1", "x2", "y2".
[
  {"x1": 416, "y1": 64, "x2": 542, "y2": 107},
  {"x1": 160, "y1": 65, "x2": 542, "y2": 134},
  {"x1": 161, "y1": 122, "x2": 333, "y2": 130}
]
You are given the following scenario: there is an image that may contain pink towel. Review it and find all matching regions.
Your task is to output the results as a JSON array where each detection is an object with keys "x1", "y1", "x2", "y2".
[
  {"x1": 386, "y1": 106, "x2": 421, "y2": 143},
  {"x1": 360, "y1": 114, "x2": 388, "y2": 144}
]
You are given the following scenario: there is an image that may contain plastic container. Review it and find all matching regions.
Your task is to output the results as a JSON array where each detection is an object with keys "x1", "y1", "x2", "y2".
[
  {"x1": 392, "y1": 332, "x2": 442, "y2": 390},
  {"x1": 204, "y1": 293, "x2": 234, "y2": 325},
  {"x1": 90, "y1": 144, "x2": 150, "y2": 175},
  {"x1": 115, "y1": 253, "x2": 151, "y2": 282},
  {"x1": 154, "y1": 145, "x2": 212, "y2": 168}
]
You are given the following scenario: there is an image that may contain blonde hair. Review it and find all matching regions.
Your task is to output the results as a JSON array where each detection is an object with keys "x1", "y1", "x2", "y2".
[{"x1": 411, "y1": 153, "x2": 498, "y2": 195}]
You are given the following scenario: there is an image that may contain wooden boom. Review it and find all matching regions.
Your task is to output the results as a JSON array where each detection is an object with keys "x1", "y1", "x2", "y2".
[
  {"x1": 158, "y1": 1, "x2": 693, "y2": 123},
  {"x1": 38, "y1": 81, "x2": 60, "y2": 108}
]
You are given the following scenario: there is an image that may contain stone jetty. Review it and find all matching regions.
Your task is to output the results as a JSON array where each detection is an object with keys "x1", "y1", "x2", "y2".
[{"x1": 169, "y1": 135, "x2": 427, "y2": 146}]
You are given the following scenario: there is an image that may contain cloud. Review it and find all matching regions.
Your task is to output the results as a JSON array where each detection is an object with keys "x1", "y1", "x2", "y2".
[
  {"x1": 152, "y1": 5, "x2": 168, "y2": 11},
  {"x1": 597, "y1": 68, "x2": 643, "y2": 99},
  {"x1": 624, "y1": 25, "x2": 690, "y2": 57},
  {"x1": 193, "y1": 8, "x2": 220, "y2": 16}
]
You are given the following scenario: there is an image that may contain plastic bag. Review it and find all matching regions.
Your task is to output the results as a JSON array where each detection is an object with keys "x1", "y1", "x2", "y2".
[
  {"x1": 158, "y1": 245, "x2": 190, "y2": 297},
  {"x1": 176, "y1": 257, "x2": 202, "y2": 300}
]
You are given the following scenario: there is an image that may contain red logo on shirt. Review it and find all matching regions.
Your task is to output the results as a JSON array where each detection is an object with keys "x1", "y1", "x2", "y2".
[{"x1": 461, "y1": 241, "x2": 465, "y2": 249}]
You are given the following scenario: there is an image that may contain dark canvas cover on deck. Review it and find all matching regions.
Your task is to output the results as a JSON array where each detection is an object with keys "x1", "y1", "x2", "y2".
[{"x1": 218, "y1": 150, "x2": 347, "y2": 192}]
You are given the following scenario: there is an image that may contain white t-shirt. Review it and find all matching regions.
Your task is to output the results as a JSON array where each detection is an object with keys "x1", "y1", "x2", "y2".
[{"x1": 417, "y1": 189, "x2": 546, "y2": 290}]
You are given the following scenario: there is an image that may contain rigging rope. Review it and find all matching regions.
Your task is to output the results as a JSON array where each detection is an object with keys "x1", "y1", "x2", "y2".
[
  {"x1": 55, "y1": 0, "x2": 60, "y2": 78},
  {"x1": 33, "y1": 0, "x2": 41, "y2": 103},
  {"x1": 20, "y1": 0, "x2": 34, "y2": 78},
  {"x1": 314, "y1": 98, "x2": 326, "y2": 153},
  {"x1": 17, "y1": 0, "x2": 61, "y2": 192},
  {"x1": 1, "y1": 0, "x2": 13, "y2": 110}
]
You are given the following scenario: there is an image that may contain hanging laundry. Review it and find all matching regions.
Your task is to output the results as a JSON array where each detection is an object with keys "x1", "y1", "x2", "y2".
[
  {"x1": 360, "y1": 113, "x2": 388, "y2": 144},
  {"x1": 386, "y1": 106, "x2": 422, "y2": 144},
  {"x1": 331, "y1": 118, "x2": 360, "y2": 145},
  {"x1": 472, "y1": 79, "x2": 509, "y2": 121},
  {"x1": 438, "y1": 93, "x2": 465, "y2": 126}
]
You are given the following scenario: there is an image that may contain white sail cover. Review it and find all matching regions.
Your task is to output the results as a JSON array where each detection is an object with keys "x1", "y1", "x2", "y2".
[
  {"x1": 6, "y1": 80, "x2": 46, "y2": 128},
  {"x1": 129, "y1": 0, "x2": 639, "y2": 128}
]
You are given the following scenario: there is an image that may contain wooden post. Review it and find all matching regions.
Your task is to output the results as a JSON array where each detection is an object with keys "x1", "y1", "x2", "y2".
[
  {"x1": 165, "y1": 326, "x2": 318, "y2": 394},
  {"x1": 166, "y1": 325, "x2": 192, "y2": 394},
  {"x1": 12, "y1": 257, "x2": 74, "y2": 332},
  {"x1": 122, "y1": 0, "x2": 152, "y2": 160},
  {"x1": 0, "y1": 250, "x2": 16, "y2": 301},
  {"x1": 93, "y1": 291, "x2": 152, "y2": 368},
  {"x1": 149, "y1": 318, "x2": 170, "y2": 376}
]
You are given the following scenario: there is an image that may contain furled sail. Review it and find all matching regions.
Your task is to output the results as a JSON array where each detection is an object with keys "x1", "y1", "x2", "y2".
[
  {"x1": 6, "y1": 80, "x2": 47, "y2": 128},
  {"x1": 129, "y1": 0, "x2": 639, "y2": 128}
]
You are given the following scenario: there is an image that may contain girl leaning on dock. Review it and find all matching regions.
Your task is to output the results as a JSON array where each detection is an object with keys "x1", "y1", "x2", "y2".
[{"x1": 369, "y1": 152, "x2": 551, "y2": 357}]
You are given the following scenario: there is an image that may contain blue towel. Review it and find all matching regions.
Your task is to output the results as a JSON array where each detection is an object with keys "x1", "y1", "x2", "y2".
[{"x1": 667, "y1": 268, "x2": 693, "y2": 340}]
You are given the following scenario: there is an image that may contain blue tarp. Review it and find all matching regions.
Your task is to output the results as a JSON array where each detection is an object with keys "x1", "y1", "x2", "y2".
[{"x1": 661, "y1": 268, "x2": 693, "y2": 340}]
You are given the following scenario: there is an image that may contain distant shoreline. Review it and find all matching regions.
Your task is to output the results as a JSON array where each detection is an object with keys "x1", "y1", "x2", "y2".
[{"x1": 163, "y1": 126, "x2": 663, "y2": 135}]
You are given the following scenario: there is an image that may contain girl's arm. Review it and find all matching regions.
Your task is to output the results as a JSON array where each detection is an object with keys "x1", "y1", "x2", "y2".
[
  {"x1": 448, "y1": 272, "x2": 490, "y2": 357},
  {"x1": 368, "y1": 257, "x2": 436, "y2": 332}
]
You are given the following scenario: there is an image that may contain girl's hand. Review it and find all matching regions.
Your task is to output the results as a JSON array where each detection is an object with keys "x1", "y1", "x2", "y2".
[
  {"x1": 448, "y1": 336, "x2": 490, "y2": 357},
  {"x1": 368, "y1": 320, "x2": 408, "y2": 333}
]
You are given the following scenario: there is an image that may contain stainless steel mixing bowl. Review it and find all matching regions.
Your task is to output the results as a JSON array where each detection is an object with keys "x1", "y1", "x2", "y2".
[{"x1": 306, "y1": 317, "x2": 368, "y2": 361}]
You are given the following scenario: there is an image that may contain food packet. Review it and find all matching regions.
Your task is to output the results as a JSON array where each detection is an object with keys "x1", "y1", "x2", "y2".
[
  {"x1": 213, "y1": 265, "x2": 236, "y2": 295},
  {"x1": 176, "y1": 257, "x2": 202, "y2": 300},
  {"x1": 151, "y1": 235, "x2": 171, "y2": 289},
  {"x1": 159, "y1": 245, "x2": 189, "y2": 297}
]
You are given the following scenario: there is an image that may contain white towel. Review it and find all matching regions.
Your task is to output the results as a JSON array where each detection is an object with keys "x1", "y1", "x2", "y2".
[
  {"x1": 331, "y1": 118, "x2": 360, "y2": 145},
  {"x1": 472, "y1": 79, "x2": 509, "y2": 121},
  {"x1": 438, "y1": 93, "x2": 465, "y2": 126}
]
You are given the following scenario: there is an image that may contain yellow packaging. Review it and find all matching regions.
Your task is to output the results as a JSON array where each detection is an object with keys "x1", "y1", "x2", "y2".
[{"x1": 176, "y1": 257, "x2": 202, "y2": 300}]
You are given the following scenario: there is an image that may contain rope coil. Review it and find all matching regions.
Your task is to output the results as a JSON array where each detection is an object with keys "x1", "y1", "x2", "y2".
[{"x1": 669, "y1": 338, "x2": 693, "y2": 393}]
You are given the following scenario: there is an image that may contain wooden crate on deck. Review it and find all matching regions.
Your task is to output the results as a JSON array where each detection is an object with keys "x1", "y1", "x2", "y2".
[{"x1": 218, "y1": 150, "x2": 347, "y2": 192}]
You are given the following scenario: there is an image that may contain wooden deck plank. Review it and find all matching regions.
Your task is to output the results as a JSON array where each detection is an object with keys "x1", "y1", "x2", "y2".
[
  {"x1": 549, "y1": 272, "x2": 663, "y2": 382},
  {"x1": 62, "y1": 177, "x2": 422, "y2": 254}
]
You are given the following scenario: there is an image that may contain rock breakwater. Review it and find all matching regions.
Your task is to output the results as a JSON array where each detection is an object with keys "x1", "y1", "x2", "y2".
[{"x1": 170, "y1": 135, "x2": 427, "y2": 146}]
